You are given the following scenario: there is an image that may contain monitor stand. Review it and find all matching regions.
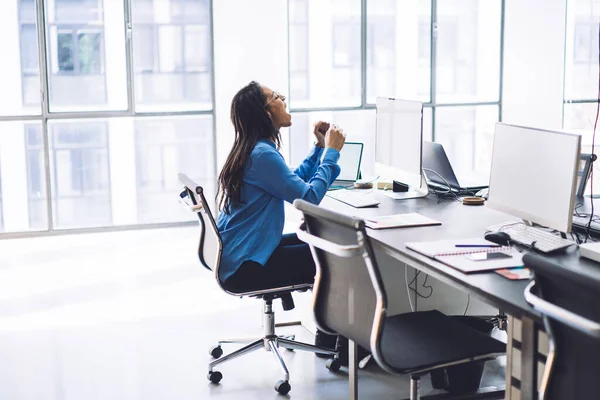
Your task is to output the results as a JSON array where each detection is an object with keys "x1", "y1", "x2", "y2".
[{"x1": 382, "y1": 175, "x2": 429, "y2": 200}]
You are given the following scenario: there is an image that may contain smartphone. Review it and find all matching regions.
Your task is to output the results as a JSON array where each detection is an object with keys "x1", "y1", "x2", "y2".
[{"x1": 465, "y1": 252, "x2": 512, "y2": 261}]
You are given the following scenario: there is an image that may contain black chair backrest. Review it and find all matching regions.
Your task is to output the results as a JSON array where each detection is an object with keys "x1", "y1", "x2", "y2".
[
  {"x1": 523, "y1": 253, "x2": 600, "y2": 400},
  {"x1": 294, "y1": 199, "x2": 388, "y2": 355},
  {"x1": 178, "y1": 174, "x2": 223, "y2": 280}
]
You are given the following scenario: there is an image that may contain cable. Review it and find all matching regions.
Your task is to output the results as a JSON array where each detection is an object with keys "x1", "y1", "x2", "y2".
[
  {"x1": 423, "y1": 168, "x2": 462, "y2": 203},
  {"x1": 405, "y1": 266, "x2": 415, "y2": 312},
  {"x1": 585, "y1": 22, "x2": 600, "y2": 243},
  {"x1": 463, "y1": 294, "x2": 471, "y2": 316}
]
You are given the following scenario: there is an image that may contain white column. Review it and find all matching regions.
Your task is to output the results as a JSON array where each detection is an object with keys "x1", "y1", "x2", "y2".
[
  {"x1": 212, "y1": 0, "x2": 289, "y2": 169},
  {"x1": 502, "y1": 0, "x2": 567, "y2": 129},
  {"x1": 108, "y1": 118, "x2": 138, "y2": 225},
  {"x1": 103, "y1": 0, "x2": 128, "y2": 110},
  {"x1": 0, "y1": 123, "x2": 30, "y2": 231},
  {"x1": 0, "y1": 0, "x2": 24, "y2": 115}
]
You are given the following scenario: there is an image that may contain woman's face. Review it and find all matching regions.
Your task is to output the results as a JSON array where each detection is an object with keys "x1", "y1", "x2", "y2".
[{"x1": 262, "y1": 85, "x2": 292, "y2": 129}]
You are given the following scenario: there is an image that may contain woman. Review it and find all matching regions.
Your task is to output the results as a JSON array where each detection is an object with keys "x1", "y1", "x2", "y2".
[{"x1": 216, "y1": 81, "x2": 346, "y2": 293}]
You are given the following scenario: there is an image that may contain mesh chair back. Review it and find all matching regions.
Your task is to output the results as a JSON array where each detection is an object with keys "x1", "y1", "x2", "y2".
[
  {"x1": 294, "y1": 199, "x2": 388, "y2": 353},
  {"x1": 178, "y1": 174, "x2": 223, "y2": 283},
  {"x1": 524, "y1": 253, "x2": 600, "y2": 399}
]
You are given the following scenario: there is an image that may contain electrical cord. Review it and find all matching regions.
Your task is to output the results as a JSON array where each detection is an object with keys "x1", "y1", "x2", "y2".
[
  {"x1": 585, "y1": 22, "x2": 600, "y2": 243},
  {"x1": 405, "y1": 266, "x2": 415, "y2": 312},
  {"x1": 463, "y1": 295, "x2": 470, "y2": 316},
  {"x1": 422, "y1": 168, "x2": 462, "y2": 203}
]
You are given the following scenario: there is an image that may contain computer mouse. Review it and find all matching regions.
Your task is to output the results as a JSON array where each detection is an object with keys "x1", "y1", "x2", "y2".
[
  {"x1": 484, "y1": 231, "x2": 511, "y2": 246},
  {"x1": 475, "y1": 188, "x2": 489, "y2": 199}
]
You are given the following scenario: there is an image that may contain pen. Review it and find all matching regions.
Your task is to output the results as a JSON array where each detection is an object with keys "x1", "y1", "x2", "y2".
[{"x1": 455, "y1": 244, "x2": 501, "y2": 248}]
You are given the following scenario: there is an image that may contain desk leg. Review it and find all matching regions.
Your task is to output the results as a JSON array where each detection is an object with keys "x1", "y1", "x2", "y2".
[
  {"x1": 520, "y1": 317, "x2": 538, "y2": 400},
  {"x1": 348, "y1": 339, "x2": 358, "y2": 400}
]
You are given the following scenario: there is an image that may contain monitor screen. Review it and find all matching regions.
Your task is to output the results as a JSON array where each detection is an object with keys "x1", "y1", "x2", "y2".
[
  {"x1": 487, "y1": 123, "x2": 581, "y2": 233},
  {"x1": 321, "y1": 142, "x2": 363, "y2": 181},
  {"x1": 375, "y1": 97, "x2": 423, "y2": 184}
]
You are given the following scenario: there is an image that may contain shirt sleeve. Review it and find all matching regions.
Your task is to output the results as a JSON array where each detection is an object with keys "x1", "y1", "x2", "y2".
[
  {"x1": 293, "y1": 145, "x2": 323, "y2": 182},
  {"x1": 247, "y1": 147, "x2": 341, "y2": 204}
]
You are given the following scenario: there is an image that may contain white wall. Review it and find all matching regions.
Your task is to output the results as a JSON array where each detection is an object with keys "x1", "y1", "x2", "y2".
[
  {"x1": 212, "y1": 0, "x2": 290, "y2": 169},
  {"x1": 502, "y1": 0, "x2": 567, "y2": 129}
]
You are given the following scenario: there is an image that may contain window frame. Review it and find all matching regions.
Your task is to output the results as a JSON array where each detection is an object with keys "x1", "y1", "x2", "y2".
[
  {"x1": 2, "y1": 0, "x2": 217, "y2": 236},
  {"x1": 287, "y1": 0, "x2": 505, "y2": 143}
]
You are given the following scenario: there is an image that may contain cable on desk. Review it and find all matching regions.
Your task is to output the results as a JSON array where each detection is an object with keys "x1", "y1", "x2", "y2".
[{"x1": 405, "y1": 266, "x2": 415, "y2": 312}]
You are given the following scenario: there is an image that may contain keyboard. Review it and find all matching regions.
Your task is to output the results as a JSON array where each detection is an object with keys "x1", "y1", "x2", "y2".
[
  {"x1": 326, "y1": 190, "x2": 380, "y2": 208},
  {"x1": 486, "y1": 222, "x2": 575, "y2": 253}
]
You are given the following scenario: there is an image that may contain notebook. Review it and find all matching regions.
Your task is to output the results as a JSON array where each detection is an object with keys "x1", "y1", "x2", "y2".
[
  {"x1": 405, "y1": 238, "x2": 523, "y2": 273},
  {"x1": 364, "y1": 213, "x2": 441, "y2": 230}
]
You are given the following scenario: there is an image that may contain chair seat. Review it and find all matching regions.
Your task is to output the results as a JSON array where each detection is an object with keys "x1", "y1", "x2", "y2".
[{"x1": 379, "y1": 310, "x2": 506, "y2": 375}]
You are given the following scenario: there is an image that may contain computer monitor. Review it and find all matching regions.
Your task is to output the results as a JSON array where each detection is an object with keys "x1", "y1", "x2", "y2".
[
  {"x1": 487, "y1": 123, "x2": 581, "y2": 233},
  {"x1": 375, "y1": 97, "x2": 426, "y2": 199}
]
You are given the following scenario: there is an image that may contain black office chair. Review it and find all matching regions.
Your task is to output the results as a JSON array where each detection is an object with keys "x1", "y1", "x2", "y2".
[
  {"x1": 294, "y1": 199, "x2": 506, "y2": 400},
  {"x1": 523, "y1": 253, "x2": 600, "y2": 399},
  {"x1": 178, "y1": 174, "x2": 338, "y2": 395}
]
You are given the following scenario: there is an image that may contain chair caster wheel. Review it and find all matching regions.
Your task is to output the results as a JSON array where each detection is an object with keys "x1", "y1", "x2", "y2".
[
  {"x1": 326, "y1": 358, "x2": 342, "y2": 372},
  {"x1": 285, "y1": 347, "x2": 295, "y2": 352},
  {"x1": 207, "y1": 371, "x2": 222, "y2": 384},
  {"x1": 275, "y1": 380, "x2": 291, "y2": 395},
  {"x1": 209, "y1": 345, "x2": 223, "y2": 359}
]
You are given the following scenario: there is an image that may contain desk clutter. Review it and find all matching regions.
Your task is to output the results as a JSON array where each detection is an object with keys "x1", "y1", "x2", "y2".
[
  {"x1": 364, "y1": 212, "x2": 441, "y2": 230},
  {"x1": 406, "y1": 238, "x2": 523, "y2": 273}
]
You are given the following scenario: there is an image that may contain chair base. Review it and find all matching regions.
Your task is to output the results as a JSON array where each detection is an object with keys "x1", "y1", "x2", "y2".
[{"x1": 207, "y1": 297, "x2": 339, "y2": 394}]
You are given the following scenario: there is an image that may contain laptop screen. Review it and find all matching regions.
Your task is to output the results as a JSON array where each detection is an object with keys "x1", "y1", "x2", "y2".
[{"x1": 321, "y1": 142, "x2": 363, "y2": 182}]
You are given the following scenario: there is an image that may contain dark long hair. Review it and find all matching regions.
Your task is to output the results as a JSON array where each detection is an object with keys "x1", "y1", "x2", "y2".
[{"x1": 217, "y1": 81, "x2": 281, "y2": 213}]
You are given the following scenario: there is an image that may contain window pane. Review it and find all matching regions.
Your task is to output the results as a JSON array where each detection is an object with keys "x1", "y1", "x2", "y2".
[
  {"x1": 0, "y1": 121, "x2": 48, "y2": 233},
  {"x1": 565, "y1": 0, "x2": 600, "y2": 100},
  {"x1": 435, "y1": 0, "x2": 501, "y2": 103},
  {"x1": 423, "y1": 106, "x2": 433, "y2": 142},
  {"x1": 46, "y1": 0, "x2": 128, "y2": 112},
  {"x1": 132, "y1": 0, "x2": 213, "y2": 112},
  {"x1": 288, "y1": 0, "x2": 362, "y2": 108},
  {"x1": 135, "y1": 116, "x2": 215, "y2": 223},
  {"x1": 563, "y1": 103, "x2": 598, "y2": 143},
  {"x1": 1, "y1": 1, "x2": 42, "y2": 116},
  {"x1": 48, "y1": 120, "x2": 112, "y2": 229},
  {"x1": 367, "y1": 0, "x2": 431, "y2": 103},
  {"x1": 289, "y1": 111, "x2": 376, "y2": 176},
  {"x1": 42, "y1": 116, "x2": 214, "y2": 228},
  {"x1": 434, "y1": 105, "x2": 498, "y2": 175}
]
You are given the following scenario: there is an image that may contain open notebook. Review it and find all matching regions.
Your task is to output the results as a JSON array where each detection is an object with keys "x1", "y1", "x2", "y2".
[{"x1": 406, "y1": 238, "x2": 523, "y2": 273}]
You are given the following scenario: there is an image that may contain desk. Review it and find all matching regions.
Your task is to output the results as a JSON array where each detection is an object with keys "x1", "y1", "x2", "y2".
[{"x1": 319, "y1": 191, "x2": 545, "y2": 399}]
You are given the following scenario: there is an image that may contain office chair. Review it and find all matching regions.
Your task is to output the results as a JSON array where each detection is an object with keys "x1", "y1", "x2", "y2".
[
  {"x1": 178, "y1": 174, "x2": 339, "y2": 395},
  {"x1": 294, "y1": 199, "x2": 506, "y2": 400},
  {"x1": 524, "y1": 253, "x2": 600, "y2": 399}
]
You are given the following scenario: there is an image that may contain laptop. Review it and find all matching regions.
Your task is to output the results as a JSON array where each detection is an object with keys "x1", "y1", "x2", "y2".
[
  {"x1": 422, "y1": 141, "x2": 488, "y2": 192},
  {"x1": 322, "y1": 142, "x2": 363, "y2": 190}
]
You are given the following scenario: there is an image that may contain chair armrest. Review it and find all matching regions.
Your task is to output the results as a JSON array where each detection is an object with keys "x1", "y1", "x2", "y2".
[
  {"x1": 525, "y1": 281, "x2": 600, "y2": 338},
  {"x1": 296, "y1": 227, "x2": 363, "y2": 258}
]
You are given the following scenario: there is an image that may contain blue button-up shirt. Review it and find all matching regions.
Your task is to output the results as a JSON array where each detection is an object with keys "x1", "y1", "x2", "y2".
[{"x1": 217, "y1": 139, "x2": 341, "y2": 281}]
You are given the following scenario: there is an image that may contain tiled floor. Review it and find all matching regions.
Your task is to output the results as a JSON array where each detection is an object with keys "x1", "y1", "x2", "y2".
[{"x1": 0, "y1": 227, "x2": 505, "y2": 399}]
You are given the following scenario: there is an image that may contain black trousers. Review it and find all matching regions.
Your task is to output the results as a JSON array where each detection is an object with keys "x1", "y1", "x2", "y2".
[{"x1": 224, "y1": 233, "x2": 316, "y2": 293}]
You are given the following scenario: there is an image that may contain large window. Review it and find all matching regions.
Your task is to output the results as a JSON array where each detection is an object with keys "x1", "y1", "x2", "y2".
[
  {"x1": 288, "y1": 0, "x2": 503, "y2": 175},
  {"x1": 132, "y1": 0, "x2": 212, "y2": 112},
  {"x1": 1, "y1": 0, "x2": 215, "y2": 235},
  {"x1": 563, "y1": 0, "x2": 600, "y2": 138}
]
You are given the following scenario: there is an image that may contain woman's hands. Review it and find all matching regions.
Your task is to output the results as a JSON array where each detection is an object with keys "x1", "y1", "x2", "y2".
[
  {"x1": 313, "y1": 121, "x2": 330, "y2": 148},
  {"x1": 313, "y1": 120, "x2": 346, "y2": 152},
  {"x1": 325, "y1": 125, "x2": 346, "y2": 152}
]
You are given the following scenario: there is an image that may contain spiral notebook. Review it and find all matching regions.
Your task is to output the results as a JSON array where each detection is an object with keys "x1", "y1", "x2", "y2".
[{"x1": 406, "y1": 238, "x2": 523, "y2": 273}]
